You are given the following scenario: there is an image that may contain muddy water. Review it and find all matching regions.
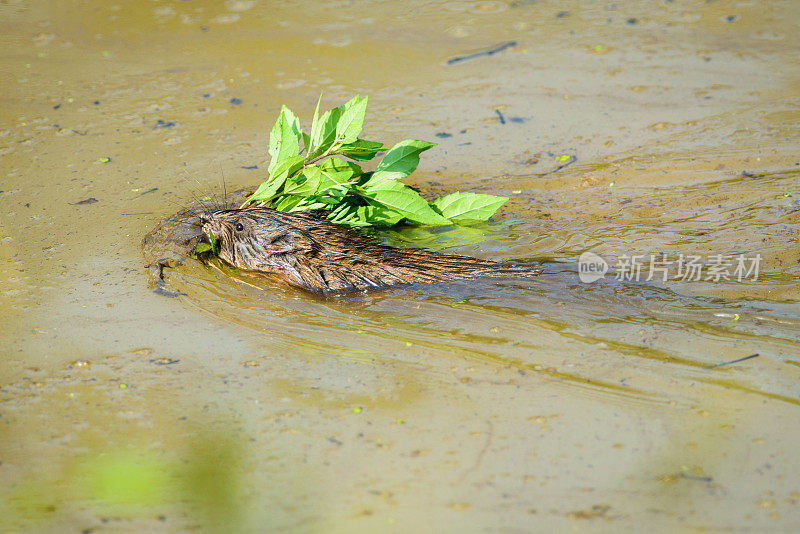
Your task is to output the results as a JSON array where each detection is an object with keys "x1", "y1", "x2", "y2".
[{"x1": 2, "y1": 0, "x2": 799, "y2": 532}]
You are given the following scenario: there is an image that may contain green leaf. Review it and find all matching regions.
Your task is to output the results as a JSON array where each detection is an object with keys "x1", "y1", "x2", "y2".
[
  {"x1": 359, "y1": 175, "x2": 451, "y2": 226},
  {"x1": 315, "y1": 178, "x2": 350, "y2": 200},
  {"x1": 358, "y1": 204, "x2": 405, "y2": 226},
  {"x1": 355, "y1": 171, "x2": 374, "y2": 186},
  {"x1": 248, "y1": 179, "x2": 281, "y2": 205},
  {"x1": 272, "y1": 195, "x2": 304, "y2": 211},
  {"x1": 284, "y1": 165, "x2": 322, "y2": 196},
  {"x1": 319, "y1": 157, "x2": 361, "y2": 184},
  {"x1": 281, "y1": 161, "x2": 358, "y2": 200},
  {"x1": 328, "y1": 199, "x2": 355, "y2": 221},
  {"x1": 308, "y1": 93, "x2": 323, "y2": 152},
  {"x1": 327, "y1": 198, "x2": 402, "y2": 227},
  {"x1": 309, "y1": 106, "x2": 342, "y2": 158},
  {"x1": 193, "y1": 231, "x2": 219, "y2": 257},
  {"x1": 247, "y1": 154, "x2": 305, "y2": 204},
  {"x1": 315, "y1": 190, "x2": 346, "y2": 205},
  {"x1": 335, "y1": 95, "x2": 368, "y2": 145},
  {"x1": 272, "y1": 154, "x2": 306, "y2": 180},
  {"x1": 339, "y1": 139, "x2": 384, "y2": 161},
  {"x1": 273, "y1": 195, "x2": 327, "y2": 212},
  {"x1": 431, "y1": 192, "x2": 509, "y2": 221},
  {"x1": 357, "y1": 205, "x2": 405, "y2": 227},
  {"x1": 372, "y1": 139, "x2": 436, "y2": 182},
  {"x1": 268, "y1": 106, "x2": 302, "y2": 176},
  {"x1": 290, "y1": 198, "x2": 327, "y2": 212}
]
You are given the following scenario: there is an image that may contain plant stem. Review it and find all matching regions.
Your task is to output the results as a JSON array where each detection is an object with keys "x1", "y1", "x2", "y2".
[{"x1": 291, "y1": 143, "x2": 340, "y2": 178}]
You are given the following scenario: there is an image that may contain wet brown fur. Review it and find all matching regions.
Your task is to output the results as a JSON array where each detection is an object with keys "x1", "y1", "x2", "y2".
[{"x1": 200, "y1": 207, "x2": 540, "y2": 293}]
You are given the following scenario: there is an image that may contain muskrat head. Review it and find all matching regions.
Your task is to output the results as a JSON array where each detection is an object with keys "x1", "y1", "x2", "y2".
[{"x1": 199, "y1": 208, "x2": 316, "y2": 271}]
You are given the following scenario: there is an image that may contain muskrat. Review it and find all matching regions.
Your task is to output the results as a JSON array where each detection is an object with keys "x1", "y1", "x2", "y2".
[{"x1": 200, "y1": 207, "x2": 540, "y2": 293}]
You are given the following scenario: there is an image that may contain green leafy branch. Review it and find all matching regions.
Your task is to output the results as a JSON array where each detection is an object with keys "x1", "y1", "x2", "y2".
[{"x1": 243, "y1": 94, "x2": 509, "y2": 228}]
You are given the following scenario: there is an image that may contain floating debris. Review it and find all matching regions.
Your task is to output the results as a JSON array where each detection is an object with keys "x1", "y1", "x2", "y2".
[
  {"x1": 447, "y1": 41, "x2": 517, "y2": 65},
  {"x1": 150, "y1": 358, "x2": 180, "y2": 366},
  {"x1": 704, "y1": 353, "x2": 760, "y2": 370},
  {"x1": 71, "y1": 197, "x2": 98, "y2": 205}
]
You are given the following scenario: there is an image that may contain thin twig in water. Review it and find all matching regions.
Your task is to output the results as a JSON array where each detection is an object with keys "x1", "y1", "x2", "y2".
[
  {"x1": 704, "y1": 353, "x2": 760, "y2": 370},
  {"x1": 678, "y1": 473, "x2": 713, "y2": 482},
  {"x1": 458, "y1": 420, "x2": 493, "y2": 484},
  {"x1": 447, "y1": 41, "x2": 517, "y2": 65},
  {"x1": 536, "y1": 155, "x2": 577, "y2": 177}
]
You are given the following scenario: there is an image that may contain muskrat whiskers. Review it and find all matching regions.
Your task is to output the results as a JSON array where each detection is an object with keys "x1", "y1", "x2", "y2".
[
  {"x1": 159, "y1": 190, "x2": 198, "y2": 216},
  {"x1": 218, "y1": 162, "x2": 230, "y2": 211},
  {"x1": 183, "y1": 172, "x2": 229, "y2": 213}
]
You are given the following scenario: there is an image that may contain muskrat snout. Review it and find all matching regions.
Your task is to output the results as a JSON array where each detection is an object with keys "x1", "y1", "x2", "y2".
[
  {"x1": 198, "y1": 212, "x2": 213, "y2": 228},
  {"x1": 198, "y1": 213, "x2": 217, "y2": 239}
]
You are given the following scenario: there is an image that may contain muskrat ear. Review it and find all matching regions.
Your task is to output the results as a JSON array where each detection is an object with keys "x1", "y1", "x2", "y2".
[{"x1": 267, "y1": 229, "x2": 314, "y2": 254}]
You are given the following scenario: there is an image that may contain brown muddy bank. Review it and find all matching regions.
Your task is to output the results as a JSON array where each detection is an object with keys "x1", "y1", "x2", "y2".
[{"x1": 2, "y1": 1, "x2": 800, "y2": 532}]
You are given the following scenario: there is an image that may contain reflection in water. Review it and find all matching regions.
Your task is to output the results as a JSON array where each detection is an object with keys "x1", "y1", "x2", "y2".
[{"x1": 2, "y1": 426, "x2": 264, "y2": 532}]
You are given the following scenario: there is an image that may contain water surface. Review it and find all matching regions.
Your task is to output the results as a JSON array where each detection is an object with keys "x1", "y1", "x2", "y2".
[{"x1": 2, "y1": 0, "x2": 799, "y2": 531}]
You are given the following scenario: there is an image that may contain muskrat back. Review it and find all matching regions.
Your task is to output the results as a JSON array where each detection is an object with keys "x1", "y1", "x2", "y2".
[{"x1": 200, "y1": 207, "x2": 540, "y2": 293}]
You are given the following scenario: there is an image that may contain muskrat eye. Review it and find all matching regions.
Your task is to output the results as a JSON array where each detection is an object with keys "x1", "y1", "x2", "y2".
[{"x1": 235, "y1": 222, "x2": 244, "y2": 232}]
